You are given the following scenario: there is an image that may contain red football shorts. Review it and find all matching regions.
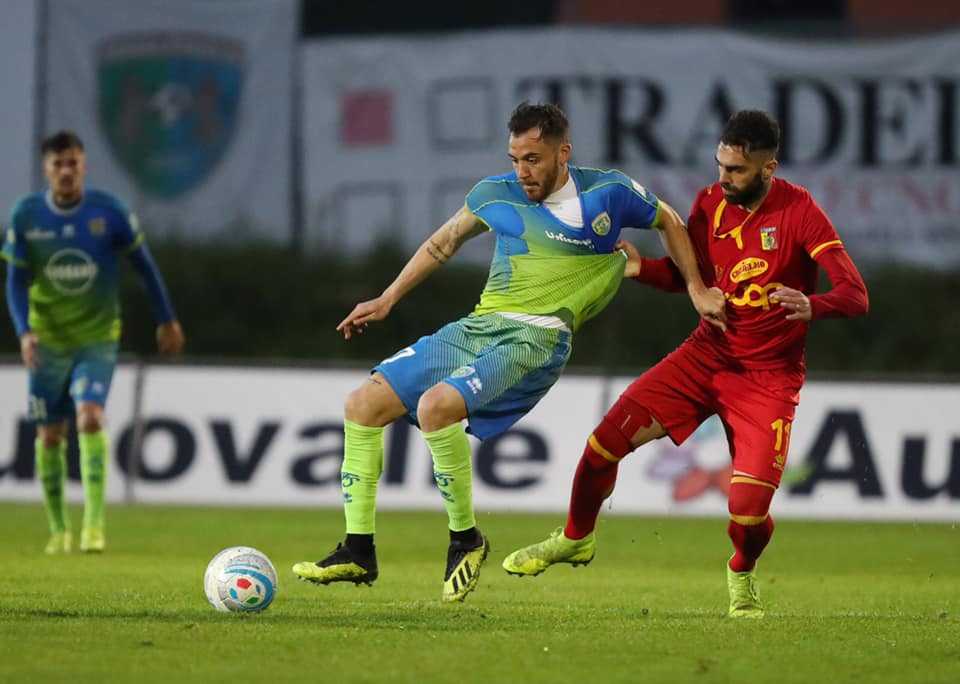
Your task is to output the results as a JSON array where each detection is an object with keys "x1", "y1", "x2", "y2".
[{"x1": 622, "y1": 339, "x2": 804, "y2": 487}]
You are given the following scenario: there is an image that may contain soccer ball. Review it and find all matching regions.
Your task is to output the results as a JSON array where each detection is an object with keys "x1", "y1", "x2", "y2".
[{"x1": 203, "y1": 546, "x2": 278, "y2": 613}]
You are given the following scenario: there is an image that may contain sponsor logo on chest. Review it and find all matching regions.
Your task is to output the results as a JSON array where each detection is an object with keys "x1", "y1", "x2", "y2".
[
  {"x1": 726, "y1": 281, "x2": 785, "y2": 310},
  {"x1": 44, "y1": 248, "x2": 99, "y2": 295},
  {"x1": 729, "y1": 257, "x2": 769, "y2": 283},
  {"x1": 545, "y1": 230, "x2": 593, "y2": 248},
  {"x1": 25, "y1": 226, "x2": 57, "y2": 241}
]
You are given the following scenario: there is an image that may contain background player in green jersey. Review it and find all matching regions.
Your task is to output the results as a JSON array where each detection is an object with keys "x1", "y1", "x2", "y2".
[
  {"x1": 293, "y1": 103, "x2": 726, "y2": 601},
  {"x1": 2, "y1": 131, "x2": 185, "y2": 553}
]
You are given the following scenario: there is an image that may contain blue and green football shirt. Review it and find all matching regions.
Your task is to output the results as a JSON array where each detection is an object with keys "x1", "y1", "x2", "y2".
[
  {"x1": 466, "y1": 165, "x2": 661, "y2": 332},
  {"x1": 2, "y1": 189, "x2": 144, "y2": 350}
]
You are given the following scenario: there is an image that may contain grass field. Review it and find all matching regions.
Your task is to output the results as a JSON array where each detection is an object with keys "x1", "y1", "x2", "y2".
[{"x1": 0, "y1": 502, "x2": 958, "y2": 683}]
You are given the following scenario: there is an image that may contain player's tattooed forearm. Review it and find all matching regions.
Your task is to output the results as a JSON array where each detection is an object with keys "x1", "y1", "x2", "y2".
[{"x1": 427, "y1": 239, "x2": 450, "y2": 264}]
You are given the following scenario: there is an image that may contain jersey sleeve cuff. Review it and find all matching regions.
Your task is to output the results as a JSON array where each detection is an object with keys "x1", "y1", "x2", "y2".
[
  {"x1": 122, "y1": 233, "x2": 146, "y2": 254},
  {"x1": 650, "y1": 201, "x2": 664, "y2": 230},
  {"x1": 0, "y1": 252, "x2": 28, "y2": 268}
]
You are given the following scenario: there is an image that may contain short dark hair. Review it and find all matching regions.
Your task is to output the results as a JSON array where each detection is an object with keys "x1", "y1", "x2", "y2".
[
  {"x1": 508, "y1": 102, "x2": 569, "y2": 142},
  {"x1": 41, "y1": 130, "x2": 84, "y2": 156},
  {"x1": 720, "y1": 110, "x2": 779, "y2": 156}
]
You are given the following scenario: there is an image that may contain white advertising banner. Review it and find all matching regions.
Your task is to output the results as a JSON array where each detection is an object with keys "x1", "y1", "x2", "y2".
[
  {"x1": 1, "y1": 364, "x2": 957, "y2": 521},
  {"x1": 42, "y1": 0, "x2": 297, "y2": 241},
  {"x1": 304, "y1": 28, "x2": 960, "y2": 266}
]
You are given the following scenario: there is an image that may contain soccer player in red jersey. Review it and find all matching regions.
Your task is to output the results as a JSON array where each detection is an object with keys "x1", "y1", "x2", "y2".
[{"x1": 502, "y1": 110, "x2": 869, "y2": 617}]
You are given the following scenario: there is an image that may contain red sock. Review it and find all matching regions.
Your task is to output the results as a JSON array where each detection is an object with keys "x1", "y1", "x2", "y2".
[
  {"x1": 727, "y1": 515, "x2": 775, "y2": 572},
  {"x1": 564, "y1": 399, "x2": 649, "y2": 539},
  {"x1": 564, "y1": 444, "x2": 619, "y2": 539},
  {"x1": 727, "y1": 480, "x2": 776, "y2": 572}
]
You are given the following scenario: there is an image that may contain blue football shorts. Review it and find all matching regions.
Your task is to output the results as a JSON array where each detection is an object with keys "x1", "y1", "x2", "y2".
[
  {"x1": 28, "y1": 341, "x2": 119, "y2": 424},
  {"x1": 373, "y1": 313, "x2": 572, "y2": 440}
]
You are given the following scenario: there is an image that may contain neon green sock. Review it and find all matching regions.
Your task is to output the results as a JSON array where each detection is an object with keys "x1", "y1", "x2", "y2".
[
  {"x1": 423, "y1": 422, "x2": 476, "y2": 532},
  {"x1": 79, "y1": 431, "x2": 108, "y2": 531},
  {"x1": 35, "y1": 439, "x2": 69, "y2": 534},
  {"x1": 342, "y1": 420, "x2": 384, "y2": 535}
]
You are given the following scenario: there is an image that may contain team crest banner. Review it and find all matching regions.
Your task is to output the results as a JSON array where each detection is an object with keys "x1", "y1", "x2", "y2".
[
  {"x1": 44, "y1": 0, "x2": 296, "y2": 240},
  {"x1": 97, "y1": 33, "x2": 244, "y2": 200}
]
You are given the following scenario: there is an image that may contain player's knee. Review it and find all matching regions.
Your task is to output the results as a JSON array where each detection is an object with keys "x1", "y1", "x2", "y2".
[
  {"x1": 76, "y1": 406, "x2": 104, "y2": 434},
  {"x1": 38, "y1": 423, "x2": 66, "y2": 449},
  {"x1": 344, "y1": 385, "x2": 371, "y2": 423},
  {"x1": 728, "y1": 480, "x2": 776, "y2": 522},
  {"x1": 416, "y1": 384, "x2": 465, "y2": 431},
  {"x1": 600, "y1": 397, "x2": 661, "y2": 454},
  {"x1": 345, "y1": 384, "x2": 386, "y2": 426},
  {"x1": 590, "y1": 413, "x2": 637, "y2": 464},
  {"x1": 345, "y1": 375, "x2": 406, "y2": 427}
]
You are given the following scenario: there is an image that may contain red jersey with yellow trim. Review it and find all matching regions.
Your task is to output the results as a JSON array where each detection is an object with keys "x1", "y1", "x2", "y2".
[{"x1": 686, "y1": 177, "x2": 843, "y2": 371}]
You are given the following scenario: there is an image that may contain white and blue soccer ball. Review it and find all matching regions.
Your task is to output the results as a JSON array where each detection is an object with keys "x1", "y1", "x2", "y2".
[{"x1": 204, "y1": 546, "x2": 278, "y2": 613}]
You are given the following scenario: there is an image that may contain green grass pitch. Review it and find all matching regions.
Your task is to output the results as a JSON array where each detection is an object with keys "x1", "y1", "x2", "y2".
[{"x1": 0, "y1": 502, "x2": 958, "y2": 683}]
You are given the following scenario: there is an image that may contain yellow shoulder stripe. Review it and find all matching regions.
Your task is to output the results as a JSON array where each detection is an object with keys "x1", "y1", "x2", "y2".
[{"x1": 809, "y1": 239, "x2": 843, "y2": 259}]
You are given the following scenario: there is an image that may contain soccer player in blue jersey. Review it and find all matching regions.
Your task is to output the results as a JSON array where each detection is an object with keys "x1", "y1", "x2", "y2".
[
  {"x1": 2, "y1": 131, "x2": 185, "y2": 553},
  {"x1": 293, "y1": 103, "x2": 726, "y2": 601}
]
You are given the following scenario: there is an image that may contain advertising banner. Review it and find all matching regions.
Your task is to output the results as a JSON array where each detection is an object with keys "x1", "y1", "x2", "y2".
[
  {"x1": 304, "y1": 28, "x2": 960, "y2": 267},
  {"x1": 2, "y1": 364, "x2": 957, "y2": 521}
]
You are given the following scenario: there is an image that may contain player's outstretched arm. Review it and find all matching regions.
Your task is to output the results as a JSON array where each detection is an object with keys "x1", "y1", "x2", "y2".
[
  {"x1": 337, "y1": 205, "x2": 486, "y2": 340},
  {"x1": 654, "y1": 201, "x2": 727, "y2": 331}
]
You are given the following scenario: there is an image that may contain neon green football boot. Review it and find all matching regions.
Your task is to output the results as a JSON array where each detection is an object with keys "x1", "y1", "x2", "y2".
[
  {"x1": 442, "y1": 532, "x2": 490, "y2": 603},
  {"x1": 727, "y1": 562, "x2": 764, "y2": 618},
  {"x1": 80, "y1": 527, "x2": 105, "y2": 553},
  {"x1": 293, "y1": 542, "x2": 378, "y2": 586},
  {"x1": 44, "y1": 531, "x2": 72, "y2": 555},
  {"x1": 502, "y1": 527, "x2": 595, "y2": 577}
]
